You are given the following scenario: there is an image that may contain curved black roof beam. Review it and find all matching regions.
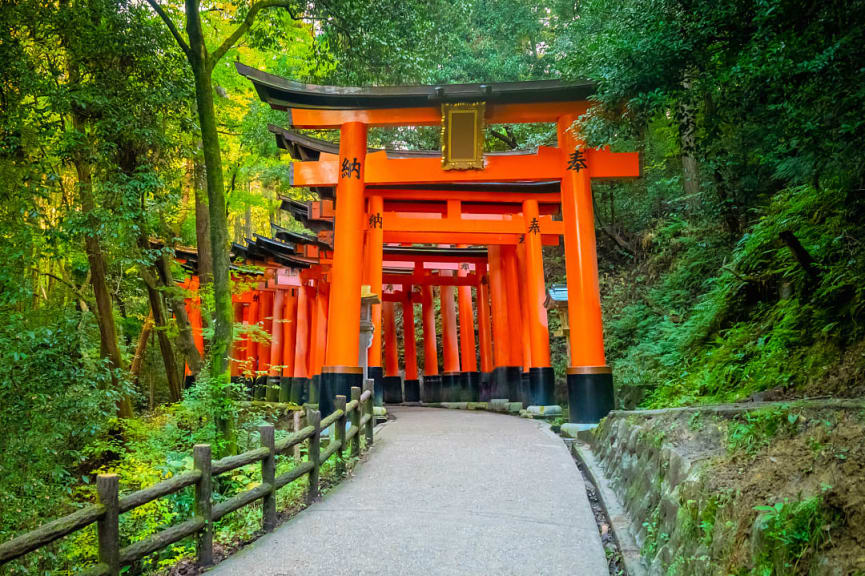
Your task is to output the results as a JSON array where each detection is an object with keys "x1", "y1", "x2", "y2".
[{"x1": 237, "y1": 63, "x2": 594, "y2": 110}]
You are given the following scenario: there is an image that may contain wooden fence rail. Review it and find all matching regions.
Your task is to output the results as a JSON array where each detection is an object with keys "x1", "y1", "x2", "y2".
[{"x1": 0, "y1": 384, "x2": 377, "y2": 575}]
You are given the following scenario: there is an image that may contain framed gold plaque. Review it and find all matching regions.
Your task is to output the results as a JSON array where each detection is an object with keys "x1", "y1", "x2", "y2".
[{"x1": 441, "y1": 102, "x2": 485, "y2": 170}]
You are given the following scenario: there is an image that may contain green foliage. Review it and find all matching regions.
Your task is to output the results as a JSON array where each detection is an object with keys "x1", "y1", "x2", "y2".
[
  {"x1": 751, "y1": 495, "x2": 838, "y2": 575},
  {"x1": 726, "y1": 406, "x2": 801, "y2": 456}
]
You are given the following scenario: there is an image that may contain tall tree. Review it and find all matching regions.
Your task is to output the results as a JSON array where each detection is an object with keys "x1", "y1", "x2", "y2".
[{"x1": 145, "y1": 0, "x2": 302, "y2": 452}]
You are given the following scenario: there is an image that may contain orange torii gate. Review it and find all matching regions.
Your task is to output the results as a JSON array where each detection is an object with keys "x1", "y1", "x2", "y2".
[{"x1": 239, "y1": 64, "x2": 640, "y2": 423}]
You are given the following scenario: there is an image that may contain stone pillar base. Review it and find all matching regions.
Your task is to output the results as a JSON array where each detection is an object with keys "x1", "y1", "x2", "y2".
[
  {"x1": 441, "y1": 372, "x2": 460, "y2": 402},
  {"x1": 383, "y1": 375, "x2": 403, "y2": 403},
  {"x1": 367, "y1": 366, "x2": 384, "y2": 407},
  {"x1": 403, "y1": 379, "x2": 421, "y2": 402},
  {"x1": 265, "y1": 376, "x2": 281, "y2": 402},
  {"x1": 253, "y1": 376, "x2": 268, "y2": 400},
  {"x1": 279, "y1": 377, "x2": 292, "y2": 403},
  {"x1": 567, "y1": 368, "x2": 614, "y2": 424},
  {"x1": 422, "y1": 374, "x2": 442, "y2": 403},
  {"x1": 320, "y1": 368, "x2": 363, "y2": 418},
  {"x1": 529, "y1": 367, "x2": 556, "y2": 406},
  {"x1": 491, "y1": 366, "x2": 521, "y2": 401},
  {"x1": 290, "y1": 377, "x2": 308, "y2": 405},
  {"x1": 460, "y1": 371, "x2": 481, "y2": 402},
  {"x1": 479, "y1": 372, "x2": 494, "y2": 402},
  {"x1": 519, "y1": 371, "x2": 531, "y2": 406}
]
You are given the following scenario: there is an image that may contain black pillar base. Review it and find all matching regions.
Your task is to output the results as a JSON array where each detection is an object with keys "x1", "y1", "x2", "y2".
[
  {"x1": 367, "y1": 366, "x2": 384, "y2": 407},
  {"x1": 459, "y1": 371, "x2": 481, "y2": 402},
  {"x1": 253, "y1": 376, "x2": 268, "y2": 400},
  {"x1": 441, "y1": 372, "x2": 460, "y2": 402},
  {"x1": 279, "y1": 377, "x2": 292, "y2": 403},
  {"x1": 308, "y1": 376, "x2": 317, "y2": 405},
  {"x1": 519, "y1": 372, "x2": 531, "y2": 406},
  {"x1": 567, "y1": 369, "x2": 615, "y2": 424},
  {"x1": 320, "y1": 370, "x2": 363, "y2": 418},
  {"x1": 404, "y1": 379, "x2": 421, "y2": 402},
  {"x1": 490, "y1": 366, "x2": 522, "y2": 400},
  {"x1": 423, "y1": 374, "x2": 442, "y2": 403},
  {"x1": 383, "y1": 376, "x2": 403, "y2": 403},
  {"x1": 479, "y1": 372, "x2": 493, "y2": 402},
  {"x1": 529, "y1": 367, "x2": 556, "y2": 406},
  {"x1": 265, "y1": 376, "x2": 281, "y2": 402},
  {"x1": 290, "y1": 377, "x2": 308, "y2": 405}
]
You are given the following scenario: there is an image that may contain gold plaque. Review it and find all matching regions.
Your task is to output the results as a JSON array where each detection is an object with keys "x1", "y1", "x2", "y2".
[{"x1": 441, "y1": 102, "x2": 485, "y2": 170}]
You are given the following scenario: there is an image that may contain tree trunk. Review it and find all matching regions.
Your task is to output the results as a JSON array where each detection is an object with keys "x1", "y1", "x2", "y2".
[
  {"x1": 140, "y1": 265, "x2": 183, "y2": 402},
  {"x1": 72, "y1": 118, "x2": 134, "y2": 419},
  {"x1": 678, "y1": 76, "x2": 700, "y2": 210},
  {"x1": 193, "y1": 148, "x2": 213, "y2": 285},
  {"x1": 155, "y1": 252, "x2": 202, "y2": 377},
  {"x1": 186, "y1": 0, "x2": 236, "y2": 453},
  {"x1": 130, "y1": 313, "x2": 154, "y2": 387}
]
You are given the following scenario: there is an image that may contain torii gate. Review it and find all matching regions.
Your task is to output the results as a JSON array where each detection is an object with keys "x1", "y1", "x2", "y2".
[{"x1": 239, "y1": 63, "x2": 640, "y2": 423}]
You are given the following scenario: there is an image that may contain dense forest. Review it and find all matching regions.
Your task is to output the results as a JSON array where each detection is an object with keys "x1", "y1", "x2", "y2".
[{"x1": 1, "y1": 0, "x2": 864, "y2": 572}]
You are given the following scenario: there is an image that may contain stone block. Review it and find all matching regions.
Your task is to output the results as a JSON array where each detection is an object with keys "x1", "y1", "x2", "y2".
[{"x1": 526, "y1": 404, "x2": 563, "y2": 417}]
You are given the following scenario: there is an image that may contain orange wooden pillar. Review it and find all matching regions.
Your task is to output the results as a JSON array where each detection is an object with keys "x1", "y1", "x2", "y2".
[
  {"x1": 230, "y1": 301, "x2": 245, "y2": 378},
  {"x1": 266, "y1": 289, "x2": 285, "y2": 401},
  {"x1": 421, "y1": 284, "x2": 441, "y2": 402},
  {"x1": 312, "y1": 281, "x2": 329, "y2": 377},
  {"x1": 280, "y1": 288, "x2": 298, "y2": 402},
  {"x1": 245, "y1": 293, "x2": 260, "y2": 381},
  {"x1": 457, "y1": 265, "x2": 479, "y2": 401},
  {"x1": 382, "y1": 301, "x2": 399, "y2": 376},
  {"x1": 521, "y1": 199, "x2": 554, "y2": 405},
  {"x1": 440, "y1": 277, "x2": 460, "y2": 401},
  {"x1": 516, "y1": 244, "x2": 533, "y2": 404},
  {"x1": 255, "y1": 290, "x2": 274, "y2": 399},
  {"x1": 501, "y1": 244, "x2": 525, "y2": 402},
  {"x1": 477, "y1": 274, "x2": 494, "y2": 375},
  {"x1": 291, "y1": 283, "x2": 311, "y2": 404},
  {"x1": 322, "y1": 122, "x2": 367, "y2": 416},
  {"x1": 402, "y1": 286, "x2": 420, "y2": 402},
  {"x1": 502, "y1": 245, "x2": 524, "y2": 367},
  {"x1": 364, "y1": 194, "x2": 384, "y2": 405},
  {"x1": 381, "y1": 299, "x2": 403, "y2": 403},
  {"x1": 486, "y1": 245, "x2": 514, "y2": 400},
  {"x1": 558, "y1": 114, "x2": 613, "y2": 423}
]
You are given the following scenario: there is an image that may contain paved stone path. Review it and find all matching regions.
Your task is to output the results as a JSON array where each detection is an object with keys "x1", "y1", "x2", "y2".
[{"x1": 209, "y1": 406, "x2": 608, "y2": 576}]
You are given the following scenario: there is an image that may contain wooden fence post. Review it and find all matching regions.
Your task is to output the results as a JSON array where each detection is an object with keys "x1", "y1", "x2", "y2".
[
  {"x1": 350, "y1": 387, "x2": 361, "y2": 457},
  {"x1": 259, "y1": 425, "x2": 276, "y2": 532},
  {"x1": 364, "y1": 379, "x2": 375, "y2": 446},
  {"x1": 193, "y1": 444, "x2": 213, "y2": 566},
  {"x1": 292, "y1": 411, "x2": 302, "y2": 461},
  {"x1": 96, "y1": 474, "x2": 120, "y2": 576},
  {"x1": 307, "y1": 409, "x2": 321, "y2": 504},
  {"x1": 334, "y1": 395, "x2": 346, "y2": 475}
]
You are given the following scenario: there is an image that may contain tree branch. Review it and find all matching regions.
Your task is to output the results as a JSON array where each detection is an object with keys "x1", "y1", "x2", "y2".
[
  {"x1": 144, "y1": 0, "x2": 191, "y2": 58},
  {"x1": 490, "y1": 126, "x2": 518, "y2": 149},
  {"x1": 210, "y1": 0, "x2": 299, "y2": 67}
]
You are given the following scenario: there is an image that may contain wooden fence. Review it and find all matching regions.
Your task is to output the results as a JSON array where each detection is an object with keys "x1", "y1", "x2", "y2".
[{"x1": 0, "y1": 383, "x2": 376, "y2": 575}]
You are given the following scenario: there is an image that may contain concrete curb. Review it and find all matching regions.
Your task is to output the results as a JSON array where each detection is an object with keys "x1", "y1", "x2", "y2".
[{"x1": 571, "y1": 440, "x2": 647, "y2": 576}]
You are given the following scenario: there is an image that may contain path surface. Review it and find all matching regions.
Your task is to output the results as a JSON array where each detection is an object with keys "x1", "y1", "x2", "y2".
[{"x1": 209, "y1": 406, "x2": 608, "y2": 576}]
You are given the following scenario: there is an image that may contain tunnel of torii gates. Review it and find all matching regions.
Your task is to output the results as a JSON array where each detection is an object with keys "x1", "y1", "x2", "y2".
[{"x1": 178, "y1": 64, "x2": 641, "y2": 425}]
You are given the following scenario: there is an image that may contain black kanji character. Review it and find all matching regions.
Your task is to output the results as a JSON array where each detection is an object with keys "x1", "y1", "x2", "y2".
[
  {"x1": 528, "y1": 217, "x2": 541, "y2": 235},
  {"x1": 341, "y1": 157, "x2": 361, "y2": 179},
  {"x1": 567, "y1": 148, "x2": 587, "y2": 172},
  {"x1": 368, "y1": 212, "x2": 383, "y2": 229}
]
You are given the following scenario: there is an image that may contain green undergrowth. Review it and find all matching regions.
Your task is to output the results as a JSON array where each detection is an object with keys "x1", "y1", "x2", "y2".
[
  {"x1": 603, "y1": 186, "x2": 865, "y2": 409},
  {"x1": 0, "y1": 379, "x2": 357, "y2": 575}
]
